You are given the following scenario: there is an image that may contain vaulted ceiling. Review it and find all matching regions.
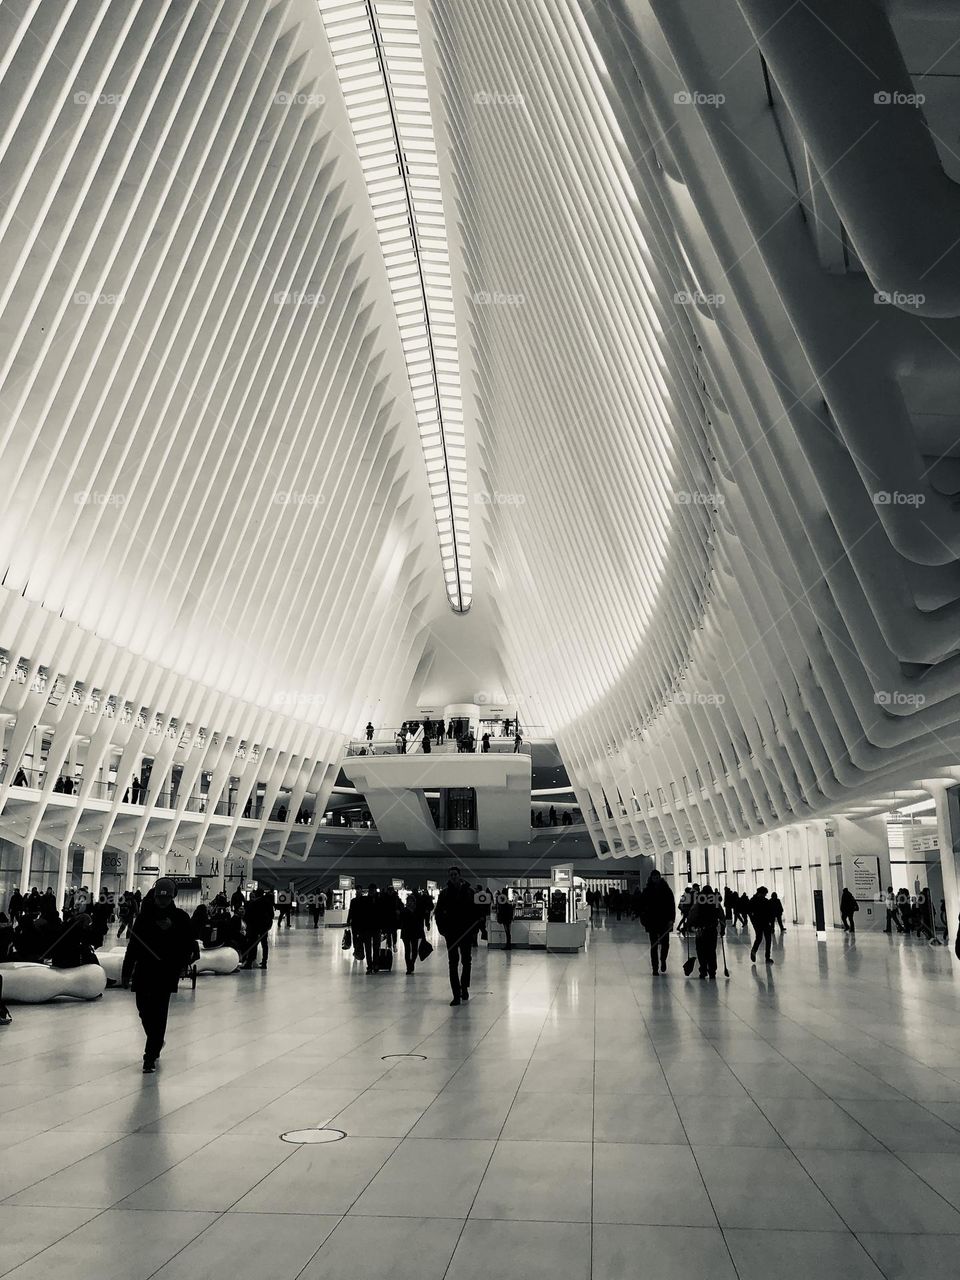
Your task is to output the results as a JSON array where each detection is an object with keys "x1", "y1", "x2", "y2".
[{"x1": 2, "y1": 0, "x2": 960, "y2": 873}]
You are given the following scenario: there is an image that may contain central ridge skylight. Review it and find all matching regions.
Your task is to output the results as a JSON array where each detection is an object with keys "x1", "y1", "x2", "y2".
[{"x1": 317, "y1": 0, "x2": 472, "y2": 612}]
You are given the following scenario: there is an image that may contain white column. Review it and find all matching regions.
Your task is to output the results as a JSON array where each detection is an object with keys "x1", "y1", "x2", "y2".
[
  {"x1": 806, "y1": 821, "x2": 836, "y2": 929},
  {"x1": 931, "y1": 785, "x2": 960, "y2": 953},
  {"x1": 18, "y1": 841, "x2": 31, "y2": 892},
  {"x1": 55, "y1": 841, "x2": 69, "y2": 909},
  {"x1": 92, "y1": 845, "x2": 104, "y2": 902}
]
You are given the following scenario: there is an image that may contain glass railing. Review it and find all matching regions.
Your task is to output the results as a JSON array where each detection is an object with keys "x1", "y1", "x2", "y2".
[{"x1": 346, "y1": 726, "x2": 533, "y2": 757}]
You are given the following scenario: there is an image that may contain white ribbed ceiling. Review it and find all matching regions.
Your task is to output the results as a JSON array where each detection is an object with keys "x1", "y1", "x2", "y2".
[{"x1": 3, "y1": 0, "x2": 960, "y2": 900}]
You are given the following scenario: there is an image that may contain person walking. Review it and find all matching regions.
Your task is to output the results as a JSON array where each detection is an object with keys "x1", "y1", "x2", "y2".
[
  {"x1": 884, "y1": 885, "x2": 902, "y2": 933},
  {"x1": 379, "y1": 885, "x2": 401, "y2": 953},
  {"x1": 513, "y1": 730, "x2": 523, "y2": 753},
  {"x1": 639, "y1": 868, "x2": 676, "y2": 975},
  {"x1": 495, "y1": 890, "x2": 515, "y2": 948},
  {"x1": 770, "y1": 891, "x2": 786, "y2": 934},
  {"x1": 678, "y1": 883, "x2": 699, "y2": 935},
  {"x1": 748, "y1": 886, "x2": 776, "y2": 963},
  {"x1": 121, "y1": 879, "x2": 196, "y2": 1072},
  {"x1": 839, "y1": 886, "x2": 858, "y2": 933},
  {"x1": 400, "y1": 894, "x2": 426, "y2": 973},
  {"x1": 240, "y1": 888, "x2": 274, "y2": 969},
  {"x1": 481, "y1": 732, "x2": 490, "y2": 754},
  {"x1": 435, "y1": 866, "x2": 477, "y2": 1005},
  {"x1": 310, "y1": 890, "x2": 325, "y2": 929},
  {"x1": 352, "y1": 884, "x2": 380, "y2": 973},
  {"x1": 689, "y1": 883, "x2": 725, "y2": 979}
]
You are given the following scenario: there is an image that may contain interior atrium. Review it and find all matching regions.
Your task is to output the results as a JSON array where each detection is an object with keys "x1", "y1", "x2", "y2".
[{"x1": 2, "y1": 2, "x2": 960, "y2": 1278}]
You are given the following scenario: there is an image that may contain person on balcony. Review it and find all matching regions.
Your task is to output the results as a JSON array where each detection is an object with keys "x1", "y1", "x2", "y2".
[{"x1": 365, "y1": 721, "x2": 374, "y2": 743}]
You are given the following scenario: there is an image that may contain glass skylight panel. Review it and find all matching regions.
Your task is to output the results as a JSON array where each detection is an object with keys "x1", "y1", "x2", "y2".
[{"x1": 317, "y1": 0, "x2": 470, "y2": 611}]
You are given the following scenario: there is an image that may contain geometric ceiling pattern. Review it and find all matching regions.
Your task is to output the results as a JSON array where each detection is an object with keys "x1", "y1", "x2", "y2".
[{"x1": 3, "y1": 0, "x2": 960, "y2": 920}]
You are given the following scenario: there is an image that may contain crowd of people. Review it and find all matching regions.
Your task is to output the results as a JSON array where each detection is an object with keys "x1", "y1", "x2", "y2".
[
  {"x1": 358, "y1": 719, "x2": 525, "y2": 757},
  {"x1": 346, "y1": 883, "x2": 436, "y2": 975}
]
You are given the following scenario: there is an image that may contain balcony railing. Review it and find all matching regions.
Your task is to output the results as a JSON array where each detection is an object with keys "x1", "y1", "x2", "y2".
[{"x1": 346, "y1": 725, "x2": 532, "y2": 757}]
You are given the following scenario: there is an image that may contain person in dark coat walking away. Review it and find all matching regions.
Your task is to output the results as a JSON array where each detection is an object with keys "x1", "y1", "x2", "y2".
[
  {"x1": 748, "y1": 886, "x2": 777, "y2": 963},
  {"x1": 400, "y1": 894, "x2": 426, "y2": 973},
  {"x1": 351, "y1": 884, "x2": 380, "y2": 973},
  {"x1": 240, "y1": 888, "x2": 274, "y2": 969},
  {"x1": 121, "y1": 879, "x2": 196, "y2": 1072},
  {"x1": 839, "y1": 886, "x2": 858, "y2": 934},
  {"x1": 689, "y1": 883, "x2": 725, "y2": 978},
  {"x1": 435, "y1": 867, "x2": 477, "y2": 1005},
  {"x1": 639, "y1": 868, "x2": 676, "y2": 975},
  {"x1": 770, "y1": 891, "x2": 786, "y2": 934}
]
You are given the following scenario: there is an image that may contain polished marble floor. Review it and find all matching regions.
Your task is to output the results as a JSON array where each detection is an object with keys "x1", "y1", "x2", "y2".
[{"x1": 2, "y1": 916, "x2": 960, "y2": 1279}]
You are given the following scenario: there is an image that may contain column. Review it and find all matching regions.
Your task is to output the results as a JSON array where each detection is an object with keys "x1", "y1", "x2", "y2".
[
  {"x1": 18, "y1": 840, "x2": 31, "y2": 892},
  {"x1": 932, "y1": 784, "x2": 960, "y2": 952},
  {"x1": 55, "y1": 840, "x2": 69, "y2": 909},
  {"x1": 806, "y1": 821, "x2": 836, "y2": 929}
]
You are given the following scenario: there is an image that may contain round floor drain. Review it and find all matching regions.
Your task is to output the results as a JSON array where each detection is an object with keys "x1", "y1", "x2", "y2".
[
  {"x1": 381, "y1": 1052, "x2": 427, "y2": 1060},
  {"x1": 280, "y1": 1127, "x2": 346, "y2": 1144}
]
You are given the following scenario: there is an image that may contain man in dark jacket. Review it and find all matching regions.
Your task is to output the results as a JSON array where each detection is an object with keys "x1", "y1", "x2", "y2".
[
  {"x1": 240, "y1": 888, "x2": 274, "y2": 969},
  {"x1": 351, "y1": 885, "x2": 380, "y2": 973},
  {"x1": 121, "y1": 879, "x2": 196, "y2": 1072},
  {"x1": 639, "y1": 869, "x2": 676, "y2": 975},
  {"x1": 435, "y1": 867, "x2": 478, "y2": 1005},
  {"x1": 748, "y1": 886, "x2": 777, "y2": 963},
  {"x1": 689, "y1": 883, "x2": 725, "y2": 979}
]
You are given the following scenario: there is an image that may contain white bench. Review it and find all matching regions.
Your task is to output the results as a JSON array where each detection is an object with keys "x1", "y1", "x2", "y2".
[
  {"x1": 96, "y1": 944, "x2": 240, "y2": 985},
  {"x1": 0, "y1": 960, "x2": 107, "y2": 1002}
]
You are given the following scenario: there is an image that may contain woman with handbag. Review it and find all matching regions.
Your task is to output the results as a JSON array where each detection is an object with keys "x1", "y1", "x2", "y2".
[{"x1": 400, "y1": 893, "x2": 426, "y2": 974}]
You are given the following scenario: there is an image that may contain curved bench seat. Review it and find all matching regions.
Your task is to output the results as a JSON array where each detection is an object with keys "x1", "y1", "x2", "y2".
[
  {"x1": 196, "y1": 946, "x2": 240, "y2": 975},
  {"x1": 0, "y1": 960, "x2": 106, "y2": 1002},
  {"x1": 96, "y1": 944, "x2": 240, "y2": 985}
]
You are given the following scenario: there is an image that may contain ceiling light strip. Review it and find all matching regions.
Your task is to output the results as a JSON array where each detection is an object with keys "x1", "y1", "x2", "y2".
[{"x1": 317, "y1": 0, "x2": 471, "y2": 611}]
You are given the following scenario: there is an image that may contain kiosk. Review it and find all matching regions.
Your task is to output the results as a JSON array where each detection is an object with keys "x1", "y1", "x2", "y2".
[{"x1": 325, "y1": 874, "x2": 356, "y2": 928}]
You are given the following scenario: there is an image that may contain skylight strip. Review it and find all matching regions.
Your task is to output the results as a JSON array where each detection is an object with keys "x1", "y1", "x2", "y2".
[{"x1": 317, "y1": 0, "x2": 471, "y2": 612}]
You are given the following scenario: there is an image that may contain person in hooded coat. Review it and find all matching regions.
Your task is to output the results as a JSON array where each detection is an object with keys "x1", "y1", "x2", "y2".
[{"x1": 639, "y1": 869, "x2": 676, "y2": 975}]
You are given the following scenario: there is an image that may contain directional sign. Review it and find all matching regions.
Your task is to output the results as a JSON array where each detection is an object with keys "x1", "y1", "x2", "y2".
[{"x1": 841, "y1": 853, "x2": 881, "y2": 901}]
